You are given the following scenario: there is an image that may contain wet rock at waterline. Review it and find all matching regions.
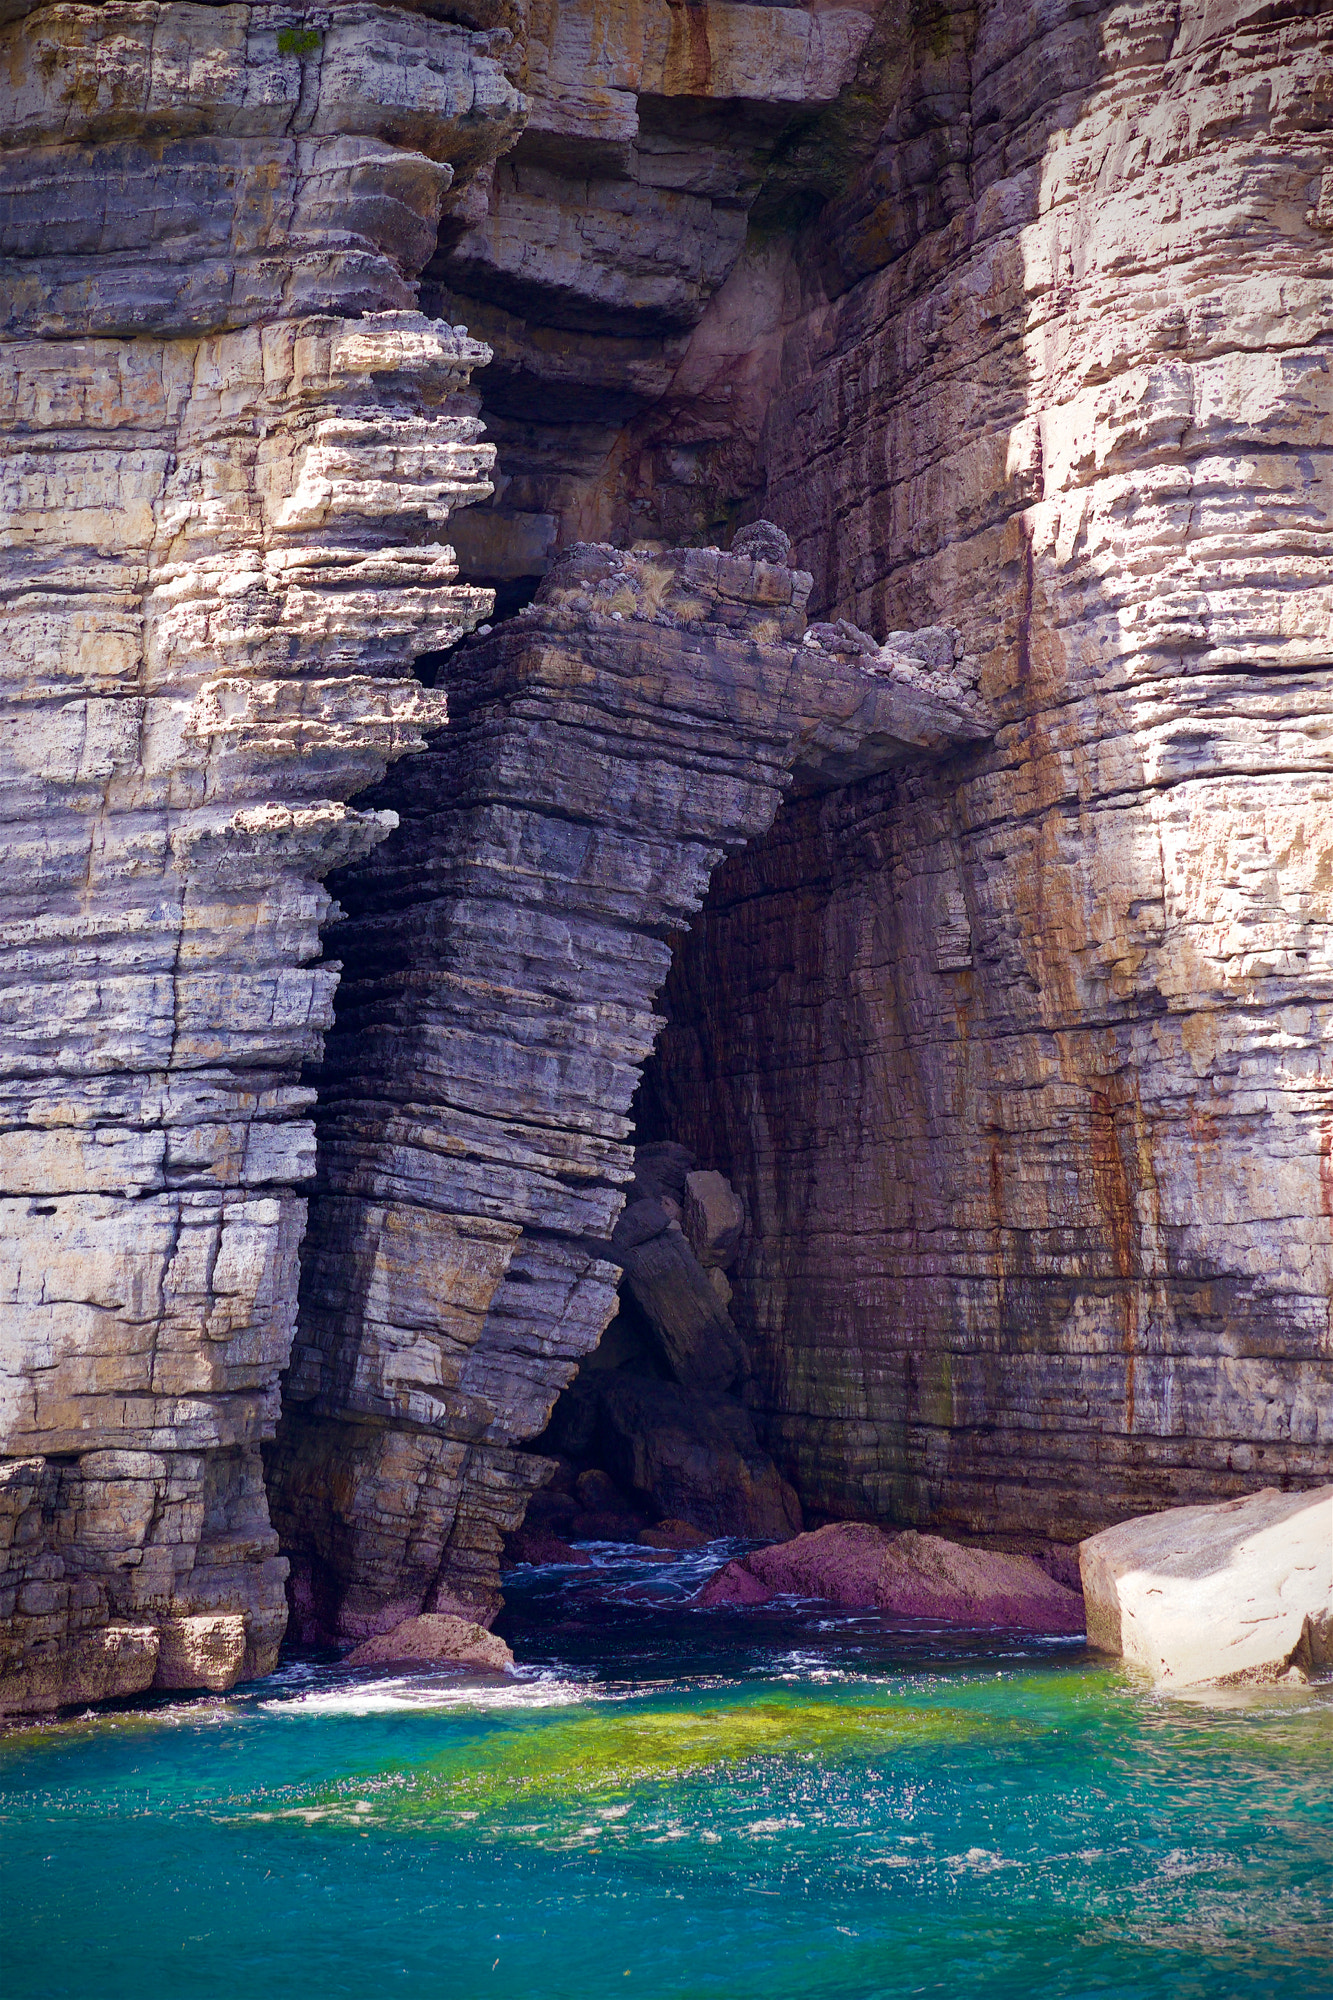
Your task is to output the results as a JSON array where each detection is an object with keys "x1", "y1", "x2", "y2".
[
  {"x1": 639, "y1": 1520, "x2": 710, "y2": 1552},
  {"x1": 503, "y1": 1527, "x2": 593, "y2": 1569},
  {"x1": 344, "y1": 1614, "x2": 513, "y2": 1674},
  {"x1": 0, "y1": 1623, "x2": 161, "y2": 1718},
  {"x1": 697, "y1": 1523, "x2": 1085, "y2": 1635},
  {"x1": 1080, "y1": 1487, "x2": 1333, "y2": 1689}
]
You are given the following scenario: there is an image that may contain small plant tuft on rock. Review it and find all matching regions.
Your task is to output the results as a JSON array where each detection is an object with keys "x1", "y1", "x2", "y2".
[{"x1": 277, "y1": 26, "x2": 322, "y2": 58}]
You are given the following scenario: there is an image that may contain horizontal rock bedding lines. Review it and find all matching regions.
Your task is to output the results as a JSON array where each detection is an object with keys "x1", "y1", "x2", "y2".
[
  {"x1": 0, "y1": 0, "x2": 522, "y2": 1714},
  {"x1": 421, "y1": 0, "x2": 880, "y2": 593},
  {"x1": 638, "y1": 0, "x2": 1333, "y2": 1544},
  {"x1": 268, "y1": 532, "x2": 994, "y2": 1636},
  {"x1": 5, "y1": 0, "x2": 1330, "y2": 1718}
]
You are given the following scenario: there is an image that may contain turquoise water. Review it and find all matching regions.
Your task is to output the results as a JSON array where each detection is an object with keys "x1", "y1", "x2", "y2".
[{"x1": 3, "y1": 1543, "x2": 1331, "y2": 1999}]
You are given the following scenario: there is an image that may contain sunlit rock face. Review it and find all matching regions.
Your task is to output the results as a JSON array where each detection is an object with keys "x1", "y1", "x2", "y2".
[
  {"x1": 638, "y1": 0, "x2": 1333, "y2": 1543},
  {"x1": 1081, "y1": 1488, "x2": 1333, "y2": 1688},
  {"x1": 3, "y1": 0, "x2": 1330, "y2": 1704},
  {"x1": 0, "y1": 0, "x2": 521, "y2": 1712}
]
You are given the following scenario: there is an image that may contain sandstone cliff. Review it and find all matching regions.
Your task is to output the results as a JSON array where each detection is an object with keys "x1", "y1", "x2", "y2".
[
  {"x1": 268, "y1": 535, "x2": 989, "y2": 1634},
  {"x1": 639, "y1": 0, "x2": 1333, "y2": 1541},
  {"x1": 3, "y1": 0, "x2": 1331, "y2": 1706}
]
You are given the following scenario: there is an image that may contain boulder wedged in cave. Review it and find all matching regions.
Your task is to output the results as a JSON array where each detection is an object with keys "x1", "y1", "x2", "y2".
[
  {"x1": 544, "y1": 1372, "x2": 802, "y2": 1543},
  {"x1": 612, "y1": 1200, "x2": 747, "y2": 1392},
  {"x1": 696, "y1": 1523, "x2": 1085, "y2": 1635},
  {"x1": 682, "y1": 1171, "x2": 745, "y2": 1272},
  {"x1": 1081, "y1": 1488, "x2": 1333, "y2": 1689}
]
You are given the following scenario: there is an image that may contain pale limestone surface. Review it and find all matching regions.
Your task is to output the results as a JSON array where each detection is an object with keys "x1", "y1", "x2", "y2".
[
  {"x1": 1080, "y1": 1488, "x2": 1333, "y2": 1688},
  {"x1": 0, "y1": 0, "x2": 520, "y2": 1713}
]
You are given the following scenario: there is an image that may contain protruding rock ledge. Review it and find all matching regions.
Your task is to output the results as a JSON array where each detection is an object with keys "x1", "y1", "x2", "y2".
[{"x1": 1080, "y1": 1487, "x2": 1333, "y2": 1689}]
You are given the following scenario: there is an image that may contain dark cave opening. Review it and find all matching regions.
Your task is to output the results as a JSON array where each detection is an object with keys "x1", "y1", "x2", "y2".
[{"x1": 514, "y1": 862, "x2": 808, "y2": 1569}]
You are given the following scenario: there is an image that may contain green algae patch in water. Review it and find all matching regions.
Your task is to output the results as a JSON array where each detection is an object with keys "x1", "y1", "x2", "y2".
[
  {"x1": 2, "y1": 1549, "x2": 1331, "y2": 2000},
  {"x1": 414, "y1": 1688, "x2": 1023, "y2": 1815}
]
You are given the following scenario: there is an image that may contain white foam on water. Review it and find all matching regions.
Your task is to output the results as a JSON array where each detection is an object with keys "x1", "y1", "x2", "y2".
[{"x1": 257, "y1": 1668, "x2": 596, "y2": 1718}]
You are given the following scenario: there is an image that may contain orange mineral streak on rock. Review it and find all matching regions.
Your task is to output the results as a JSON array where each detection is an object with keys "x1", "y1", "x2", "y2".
[{"x1": 662, "y1": 0, "x2": 711, "y2": 96}]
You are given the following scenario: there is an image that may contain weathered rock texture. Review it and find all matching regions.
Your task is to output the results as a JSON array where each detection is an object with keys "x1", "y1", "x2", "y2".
[
  {"x1": 344, "y1": 1608, "x2": 513, "y2": 1671},
  {"x1": 269, "y1": 537, "x2": 989, "y2": 1633},
  {"x1": 639, "y1": 0, "x2": 1333, "y2": 1546},
  {"x1": 0, "y1": 0, "x2": 521, "y2": 1711},
  {"x1": 6, "y1": 0, "x2": 1333, "y2": 1700},
  {"x1": 1080, "y1": 1487, "x2": 1333, "y2": 1687},
  {"x1": 421, "y1": 0, "x2": 880, "y2": 593}
]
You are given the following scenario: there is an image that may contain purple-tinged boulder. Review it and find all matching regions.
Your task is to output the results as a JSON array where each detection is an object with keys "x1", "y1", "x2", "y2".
[{"x1": 694, "y1": 1522, "x2": 1085, "y2": 1634}]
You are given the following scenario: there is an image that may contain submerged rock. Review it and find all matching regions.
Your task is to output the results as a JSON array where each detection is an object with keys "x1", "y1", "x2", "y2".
[
  {"x1": 345, "y1": 1614, "x2": 513, "y2": 1674},
  {"x1": 695, "y1": 1523, "x2": 1085, "y2": 1634},
  {"x1": 1080, "y1": 1487, "x2": 1333, "y2": 1688},
  {"x1": 696, "y1": 1561, "x2": 780, "y2": 1608}
]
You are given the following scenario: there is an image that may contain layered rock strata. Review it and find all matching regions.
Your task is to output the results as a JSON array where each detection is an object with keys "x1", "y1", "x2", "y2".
[
  {"x1": 421, "y1": 0, "x2": 880, "y2": 591},
  {"x1": 269, "y1": 536, "x2": 991, "y2": 1633},
  {"x1": 0, "y1": 0, "x2": 521, "y2": 1711},
  {"x1": 639, "y1": 0, "x2": 1333, "y2": 1545}
]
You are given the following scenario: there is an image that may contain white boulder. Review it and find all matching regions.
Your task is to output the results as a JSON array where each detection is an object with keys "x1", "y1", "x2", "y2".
[{"x1": 1080, "y1": 1487, "x2": 1333, "y2": 1688}]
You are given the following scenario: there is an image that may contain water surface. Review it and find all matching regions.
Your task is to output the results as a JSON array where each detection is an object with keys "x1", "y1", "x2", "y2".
[{"x1": 3, "y1": 1541, "x2": 1330, "y2": 1998}]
